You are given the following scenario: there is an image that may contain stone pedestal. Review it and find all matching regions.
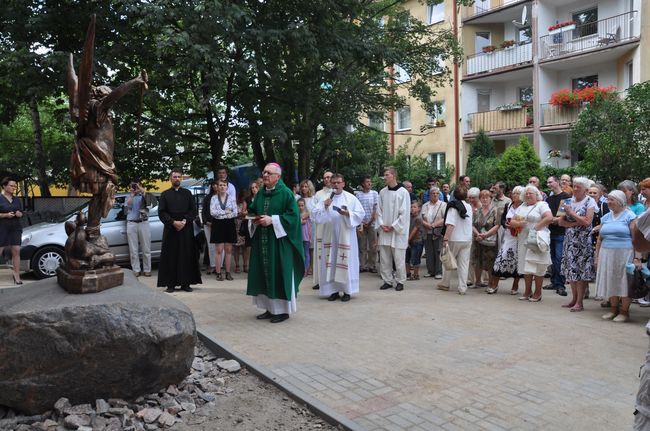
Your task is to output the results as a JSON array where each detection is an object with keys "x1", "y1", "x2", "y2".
[
  {"x1": 57, "y1": 265, "x2": 124, "y2": 294},
  {"x1": 0, "y1": 271, "x2": 196, "y2": 414}
]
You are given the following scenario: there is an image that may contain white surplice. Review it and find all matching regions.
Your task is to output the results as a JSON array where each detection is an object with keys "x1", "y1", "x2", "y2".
[
  {"x1": 311, "y1": 187, "x2": 332, "y2": 286},
  {"x1": 312, "y1": 191, "x2": 365, "y2": 296}
]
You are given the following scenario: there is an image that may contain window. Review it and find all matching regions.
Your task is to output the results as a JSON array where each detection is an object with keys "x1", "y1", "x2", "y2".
[
  {"x1": 396, "y1": 106, "x2": 411, "y2": 130},
  {"x1": 477, "y1": 90, "x2": 491, "y2": 112},
  {"x1": 427, "y1": 2, "x2": 444, "y2": 25},
  {"x1": 518, "y1": 87, "x2": 533, "y2": 104},
  {"x1": 625, "y1": 61, "x2": 634, "y2": 90},
  {"x1": 368, "y1": 113, "x2": 385, "y2": 131},
  {"x1": 432, "y1": 54, "x2": 445, "y2": 75},
  {"x1": 429, "y1": 152, "x2": 446, "y2": 171},
  {"x1": 572, "y1": 75, "x2": 598, "y2": 90},
  {"x1": 517, "y1": 26, "x2": 532, "y2": 44},
  {"x1": 427, "y1": 101, "x2": 446, "y2": 123},
  {"x1": 572, "y1": 7, "x2": 598, "y2": 38},
  {"x1": 475, "y1": 32, "x2": 491, "y2": 54},
  {"x1": 393, "y1": 64, "x2": 410, "y2": 83}
]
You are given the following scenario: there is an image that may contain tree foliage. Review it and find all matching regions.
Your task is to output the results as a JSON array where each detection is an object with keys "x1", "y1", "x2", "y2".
[
  {"x1": 570, "y1": 82, "x2": 650, "y2": 189},
  {"x1": 496, "y1": 136, "x2": 542, "y2": 189}
]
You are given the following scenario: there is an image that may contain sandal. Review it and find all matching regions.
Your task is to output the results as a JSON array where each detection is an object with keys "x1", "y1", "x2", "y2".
[
  {"x1": 510, "y1": 289, "x2": 519, "y2": 295},
  {"x1": 561, "y1": 302, "x2": 576, "y2": 308},
  {"x1": 570, "y1": 305, "x2": 584, "y2": 312},
  {"x1": 216, "y1": 272, "x2": 223, "y2": 281},
  {"x1": 206, "y1": 268, "x2": 216, "y2": 275},
  {"x1": 234, "y1": 266, "x2": 241, "y2": 274},
  {"x1": 225, "y1": 272, "x2": 233, "y2": 281}
]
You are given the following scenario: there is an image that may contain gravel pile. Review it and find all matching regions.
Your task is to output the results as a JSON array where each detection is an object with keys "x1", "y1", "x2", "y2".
[{"x1": 0, "y1": 343, "x2": 339, "y2": 431}]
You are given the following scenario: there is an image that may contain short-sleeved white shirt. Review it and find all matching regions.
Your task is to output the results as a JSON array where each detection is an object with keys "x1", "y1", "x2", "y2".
[{"x1": 445, "y1": 201, "x2": 473, "y2": 242}]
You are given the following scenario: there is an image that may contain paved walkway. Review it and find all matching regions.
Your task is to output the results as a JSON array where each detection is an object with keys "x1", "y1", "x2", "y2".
[{"x1": 6, "y1": 265, "x2": 649, "y2": 430}]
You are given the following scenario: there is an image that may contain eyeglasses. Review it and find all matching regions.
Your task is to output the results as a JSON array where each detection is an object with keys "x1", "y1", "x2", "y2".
[{"x1": 262, "y1": 171, "x2": 279, "y2": 176}]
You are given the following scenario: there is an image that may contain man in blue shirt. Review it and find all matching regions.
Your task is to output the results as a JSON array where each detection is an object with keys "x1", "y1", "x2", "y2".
[{"x1": 125, "y1": 180, "x2": 153, "y2": 276}]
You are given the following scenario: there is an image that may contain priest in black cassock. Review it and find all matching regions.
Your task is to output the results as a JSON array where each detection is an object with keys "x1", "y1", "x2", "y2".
[{"x1": 157, "y1": 168, "x2": 202, "y2": 292}]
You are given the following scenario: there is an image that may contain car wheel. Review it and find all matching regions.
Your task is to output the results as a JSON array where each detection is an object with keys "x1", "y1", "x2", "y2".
[{"x1": 31, "y1": 246, "x2": 65, "y2": 279}]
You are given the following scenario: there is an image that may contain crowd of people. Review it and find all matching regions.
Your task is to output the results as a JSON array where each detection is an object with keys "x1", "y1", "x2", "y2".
[{"x1": 117, "y1": 165, "x2": 650, "y2": 328}]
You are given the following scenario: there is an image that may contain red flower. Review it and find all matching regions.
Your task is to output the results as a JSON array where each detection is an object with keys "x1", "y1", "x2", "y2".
[{"x1": 548, "y1": 20, "x2": 576, "y2": 32}]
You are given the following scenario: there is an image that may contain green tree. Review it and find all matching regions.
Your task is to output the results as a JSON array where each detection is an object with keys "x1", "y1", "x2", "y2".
[
  {"x1": 466, "y1": 129, "x2": 495, "y2": 170},
  {"x1": 570, "y1": 82, "x2": 650, "y2": 189},
  {"x1": 466, "y1": 156, "x2": 500, "y2": 190},
  {"x1": 496, "y1": 136, "x2": 541, "y2": 189}
]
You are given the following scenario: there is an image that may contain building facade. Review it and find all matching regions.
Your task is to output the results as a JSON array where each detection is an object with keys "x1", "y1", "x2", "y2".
[{"x1": 459, "y1": 0, "x2": 647, "y2": 171}]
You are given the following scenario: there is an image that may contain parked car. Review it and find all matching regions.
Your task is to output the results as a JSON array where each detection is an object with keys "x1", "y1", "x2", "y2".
[{"x1": 19, "y1": 194, "x2": 205, "y2": 279}]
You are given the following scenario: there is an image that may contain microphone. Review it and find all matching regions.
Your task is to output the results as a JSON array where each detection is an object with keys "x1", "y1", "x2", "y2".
[{"x1": 329, "y1": 191, "x2": 335, "y2": 200}]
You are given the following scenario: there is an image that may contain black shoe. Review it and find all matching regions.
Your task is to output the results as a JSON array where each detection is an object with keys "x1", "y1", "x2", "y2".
[
  {"x1": 380, "y1": 283, "x2": 393, "y2": 290},
  {"x1": 270, "y1": 313, "x2": 289, "y2": 323},
  {"x1": 369, "y1": 268, "x2": 377, "y2": 273},
  {"x1": 165, "y1": 287, "x2": 175, "y2": 293},
  {"x1": 467, "y1": 282, "x2": 474, "y2": 287},
  {"x1": 327, "y1": 292, "x2": 340, "y2": 301},
  {"x1": 312, "y1": 284, "x2": 320, "y2": 290},
  {"x1": 360, "y1": 268, "x2": 367, "y2": 273},
  {"x1": 395, "y1": 283, "x2": 404, "y2": 291},
  {"x1": 556, "y1": 288, "x2": 567, "y2": 296},
  {"x1": 256, "y1": 311, "x2": 273, "y2": 320},
  {"x1": 225, "y1": 272, "x2": 233, "y2": 281},
  {"x1": 180, "y1": 286, "x2": 193, "y2": 292},
  {"x1": 341, "y1": 293, "x2": 351, "y2": 302},
  {"x1": 542, "y1": 284, "x2": 555, "y2": 290},
  {"x1": 544, "y1": 272, "x2": 551, "y2": 278}
]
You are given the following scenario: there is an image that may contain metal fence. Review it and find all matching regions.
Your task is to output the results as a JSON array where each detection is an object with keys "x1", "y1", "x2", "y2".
[{"x1": 466, "y1": 42, "x2": 532, "y2": 76}]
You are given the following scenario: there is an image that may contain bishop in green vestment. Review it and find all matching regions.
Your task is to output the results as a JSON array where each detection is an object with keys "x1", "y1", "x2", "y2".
[{"x1": 247, "y1": 163, "x2": 304, "y2": 323}]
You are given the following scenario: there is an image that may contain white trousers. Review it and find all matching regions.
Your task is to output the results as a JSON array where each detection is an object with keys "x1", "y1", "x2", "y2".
[
  {"x1": 379, "y1": 245, "x2": 407, "y2": 285},
  {"x1": 127, "y1": 221, "x2": 151, "y2": 273},
  {"x1": 441, "y1": 240, "x2": 471, "y2": 293},
  {"x1": 204, "y1": 224, "x2": 216, "y2": 268}
]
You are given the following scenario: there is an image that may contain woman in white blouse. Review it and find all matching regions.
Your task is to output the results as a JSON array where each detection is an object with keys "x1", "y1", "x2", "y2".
[
  {"x1": 508, "y1": 185, "x2": 553, "y2": 302},
  {"x1": 421, "y1": 186, "x2": 447, "y2": 279},
  {"x1": 210, "y1": 179, "x2": 238, "y2": 280}
]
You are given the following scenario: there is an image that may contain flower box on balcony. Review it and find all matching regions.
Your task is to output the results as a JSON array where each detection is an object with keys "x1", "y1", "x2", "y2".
[
  {"x1": 500, "y1": 40, "x2": 515, "y2": 49},
  {"x1": 482, "y1": 45, "x2": 497, "y2": 53},
  {"x1": 548, "y1": 21, "x2": 576, "y2": 35},
  {"x1": 496, "y1": 103, "x2": 523, "y2": 111}
]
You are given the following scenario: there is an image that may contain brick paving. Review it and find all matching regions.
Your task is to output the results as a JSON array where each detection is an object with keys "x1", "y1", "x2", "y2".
[{"x1": 6, "y1": 266, "x2": 648, "y2": 430}]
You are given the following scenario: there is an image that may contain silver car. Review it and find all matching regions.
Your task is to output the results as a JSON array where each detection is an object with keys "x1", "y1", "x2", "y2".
[{"x1": 20, "y1": 195, "x2": 165, "y2": 279}]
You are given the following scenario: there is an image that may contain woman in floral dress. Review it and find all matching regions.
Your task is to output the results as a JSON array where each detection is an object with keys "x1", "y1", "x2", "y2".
[
  {"x1": 493, "y1": 186, "x2": 524, "y2": 295},
  {"x1": 559, "y1": 177, "x2": 597, "y2": 312}
]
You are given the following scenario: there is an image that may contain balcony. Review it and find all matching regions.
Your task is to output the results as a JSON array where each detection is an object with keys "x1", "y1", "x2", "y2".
[
  {"x1": 540, "y1": 104, "x2": 582, "y2": 127},
  {"x1": 540, "y1": 11, "x2": 638, "y2": 61},
  {"x1": 467, "y1": 106, "x2": 532, "y2": 135},
  {"x1": 462, "y1": 0, "x2": 528, "y2": 21},
  {"x1": 466, "y1": 42, "x2": 532, "y2": 77}
]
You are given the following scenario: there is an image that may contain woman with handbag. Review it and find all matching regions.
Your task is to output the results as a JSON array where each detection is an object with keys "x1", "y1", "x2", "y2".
[
  {"x1": 559, "y1": 177, "x2": 597, "y2": 311},
  {"x1": 439, "y1": 186, "x2": 473, "y2": 295},
  {"x1": 595, "y1": 190, "x2": 641, "y2": 322},
  {"x1": 472, "y1": 190, "x2": 500, "y2": 293},
  {"x1": 421, "y1": 186, "x2": 446, "y2": 279},
  {"x1": 509, "y1": 185, "x2": 553, "y2": 302},
  {"x1": 492, "y1": 186, "x2": 524, "y2": 295}
]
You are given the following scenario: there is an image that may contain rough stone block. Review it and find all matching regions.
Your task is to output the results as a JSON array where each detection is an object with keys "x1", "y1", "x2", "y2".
[{"x1": 0, "y1": 272, "x2": 196, "y2": 414}]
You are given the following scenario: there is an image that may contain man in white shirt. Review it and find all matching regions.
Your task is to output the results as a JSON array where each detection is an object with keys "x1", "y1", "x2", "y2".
[
  {"x1": 376, "y1": 167, "x2": 411, "y2": 292},
  {"x1": 355, "y1": 176, "x2": 379, "y2": 273}
]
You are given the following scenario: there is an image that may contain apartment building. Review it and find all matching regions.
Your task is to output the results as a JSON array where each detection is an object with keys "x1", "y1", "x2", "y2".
[
  {"x1": 378, "y1": 0, "x2": 459, "y2": 174},
  {"x1": 459, "y1": 0, "x2": 647, "y2": 171}
]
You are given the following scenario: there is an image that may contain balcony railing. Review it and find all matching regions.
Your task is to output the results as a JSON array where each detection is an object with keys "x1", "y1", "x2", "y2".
[
  {"x1": 540, "y1": 11, "x2": 638, "y2": 60},
  {"x1": 540, "y1": 104, "x2": 582, "y2": 127},
  {"x1": 467, "y1": 107, "x2": 531, "y2": 134},
  {"x1": 466, "y1": 42, "x2": 532, "y2": 76},
  {"x1": 462, "y1": 0, "x2": 527, "y2": 20}
]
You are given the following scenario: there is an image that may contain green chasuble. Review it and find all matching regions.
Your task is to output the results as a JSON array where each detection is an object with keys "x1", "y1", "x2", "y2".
[{"x1": 247, "y1": 180, "x2": 305, "y2": 300}]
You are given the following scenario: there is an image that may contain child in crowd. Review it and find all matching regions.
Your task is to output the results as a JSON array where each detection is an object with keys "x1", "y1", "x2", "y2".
[
  {"x1": 407, "y1": 200, "x2": 425, "y2": 280},
  {"x1": 298, "y1": 199, "x2": 312, "y2": 274}
]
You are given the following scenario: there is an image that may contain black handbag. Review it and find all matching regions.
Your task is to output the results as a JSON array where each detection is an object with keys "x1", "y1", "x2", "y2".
[{"x1": 628, "y1": 269, "x2": 650, "y2": 300}]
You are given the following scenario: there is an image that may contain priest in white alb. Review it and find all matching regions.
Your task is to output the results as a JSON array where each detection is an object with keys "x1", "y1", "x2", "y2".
[
  {"x1": 311, "y1": 173, "x2": 365, "y2": 302},
  {"x1": 310, "y1": 171, "x2": 333, "y2": 290},
  {"x1": 376, "y1": 166, "x2": 411, "y2": 292}
]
